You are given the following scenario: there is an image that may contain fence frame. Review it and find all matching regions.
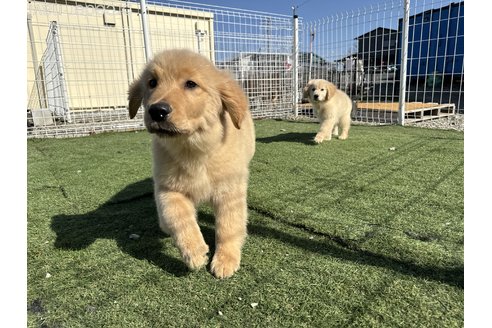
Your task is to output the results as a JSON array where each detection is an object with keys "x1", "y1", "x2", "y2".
[
  {"x1": 398, "y1": 0, "x2": 410, "y2": 125},
  {"x1": 292, "y1": 9, "x2": 299, "y2": 117},
  {"x1": 26, "y1": 0, "x2": 463, "y2": 138}
]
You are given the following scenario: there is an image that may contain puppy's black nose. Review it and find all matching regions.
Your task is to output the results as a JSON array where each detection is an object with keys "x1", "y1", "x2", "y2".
[
  {"x1": 148, "y1": 102, "x2": 172, "y2": 122},
  {"x1": 313, "y1": 94, "x2": 319, "y2": 100}
]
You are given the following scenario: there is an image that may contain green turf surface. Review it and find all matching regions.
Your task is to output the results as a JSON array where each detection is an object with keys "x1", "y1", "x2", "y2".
[{"x1": 27, "y1": 120, "x2": 463, "y2": 327}]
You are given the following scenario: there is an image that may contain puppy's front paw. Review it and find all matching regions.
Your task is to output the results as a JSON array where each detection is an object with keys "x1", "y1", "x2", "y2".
[
  {"x1": 314, "y1": 134, "x2": 330, "y2": 144},
  {"x1": 338, "y1": 134, "x2": 348, "y2": 140},
  {"x1": 313, "y1": 134, "x2": 324, "y2": 144},
  {"x1": 181, "y1": 241, "x2": 209, "y2": 271},
  {"x1": 210, "y1": 251, "x2": 240, "y2": 279}
]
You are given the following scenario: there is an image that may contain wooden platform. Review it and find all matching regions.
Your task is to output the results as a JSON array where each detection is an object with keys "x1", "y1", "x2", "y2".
[
  {"x1": 356, "y1": 102, "x2": 456, "y2": 123},
  {"x1": 357, "y1": 102, "x2": 442, "y2": 112},
  {"x1": 296, "y1": 102, "x2": 456, "y2": 123}
]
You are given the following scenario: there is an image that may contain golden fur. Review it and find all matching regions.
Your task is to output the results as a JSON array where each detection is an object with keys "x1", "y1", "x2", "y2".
[
  {"x1": 303, "y1": 79, "x2": 352, "y2": 143},
  {"x1": 128, "y1": 49, "x2": 255, "y2": 278}
]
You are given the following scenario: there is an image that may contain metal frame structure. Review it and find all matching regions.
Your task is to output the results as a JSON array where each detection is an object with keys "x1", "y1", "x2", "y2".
[{"x1": 27, "y1": 0, "x2": 464, "y2": 138}]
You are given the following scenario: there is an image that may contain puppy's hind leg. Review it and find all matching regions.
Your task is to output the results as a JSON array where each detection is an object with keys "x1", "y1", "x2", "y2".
[
  {"x1": 332, "y1": 124, "x2": 339, "y2": 137},
  {"x1": 210, "y1": 183, "x2": 248, "y2": 279},
  {"x1": 156, "y1": 190, "x2": 209, "y2": 271},
  {"x1": 338, "y1": 114, "x2": 351, "y2": 140}
]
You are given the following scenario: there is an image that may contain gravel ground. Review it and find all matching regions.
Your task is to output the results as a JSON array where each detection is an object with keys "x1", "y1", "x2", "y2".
[
  {"x1": 286, "y1": 114, "x2": 464, "y2": 132},
  {"x1": 406, "y1": 114, "x2": 464, "y2": 132}
]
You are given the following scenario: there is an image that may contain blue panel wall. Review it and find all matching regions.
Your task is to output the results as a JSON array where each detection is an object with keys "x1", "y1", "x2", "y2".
[{"x1": 397, "y1": 2, "x2": 464, "y2": 77}]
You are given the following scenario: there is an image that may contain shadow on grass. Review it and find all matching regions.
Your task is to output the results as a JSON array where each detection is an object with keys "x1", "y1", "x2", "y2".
[
  {"x1": 256, "y1": 132, "x2": 316, "y2": 145},
  {"x1": 193, "y1": 212, "x2": 463, "y2": 289},
  {"x1": 51, "y1": 178, "x2": 214, "y2": 277},
  {"x1": 51, "y1": 178, "x2": 463, "y2": 288},
  {"x1": 248, "y1": 219, "x2": 463, "y2": 289}
]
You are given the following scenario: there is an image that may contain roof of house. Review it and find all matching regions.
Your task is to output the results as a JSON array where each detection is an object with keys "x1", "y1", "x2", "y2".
[{"x1": 355, "y1": 27, "x2": 398, "y2": 40}]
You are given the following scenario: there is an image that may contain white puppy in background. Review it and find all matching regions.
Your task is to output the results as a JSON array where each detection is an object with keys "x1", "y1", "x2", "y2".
[{"x1": 303, "y1": 79, "x2": 352, "y2": 143}]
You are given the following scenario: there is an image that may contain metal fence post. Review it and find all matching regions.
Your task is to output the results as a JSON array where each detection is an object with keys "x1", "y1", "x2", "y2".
[
  {"x1": 27, "y1": 12, "x2": 45, "y2": 109},
  {"x1": 49, "y1": 22, "x2": 71, "y2": 123},
  {"x1": 398, "y1": 0, "x2": 410, "y2": 125},
  {"x1": 292, "y1": 8, "x2": 299, "y2": 117},
  {"x1": 139, "y1": 0, "x2": 152, "y2": 62}
]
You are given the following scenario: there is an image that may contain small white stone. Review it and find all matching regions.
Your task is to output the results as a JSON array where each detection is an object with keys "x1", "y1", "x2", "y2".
[
  {"x1": 129, "y1": 234, "x2": 140, "y2": 240},
  {"x1": 250, "y1": 303, "x2": 258, "y2": 308},
  {"x1": 238, "y1": 297, "x2": 242, "y2": 301},
  {"x1": 389, "y1": 147, "x2": 396, "y2": 151},
  {"x1": 218, "y1": 310, "x2": 223, "y2": 316},
  {"x1": 45, "y1": 273, "x2": 51, "y2": 278}
]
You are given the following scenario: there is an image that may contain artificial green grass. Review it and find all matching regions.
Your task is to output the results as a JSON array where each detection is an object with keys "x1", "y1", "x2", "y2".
[{"x1": 27, "y1": 120, "x2": 464, "y2": 327}]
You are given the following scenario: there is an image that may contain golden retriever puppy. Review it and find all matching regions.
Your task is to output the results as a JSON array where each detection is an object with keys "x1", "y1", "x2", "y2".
[
  {"x1": 127, "y1": 49, "x2": 255, "y2": 278},
  {"x1": 303, "y1": 79, "x2": 352, "y2": 143}
]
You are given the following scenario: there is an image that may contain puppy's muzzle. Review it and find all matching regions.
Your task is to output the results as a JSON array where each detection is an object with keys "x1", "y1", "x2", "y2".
[
  {"x1": 313, "y1": 94, "x2": 319, "y2": 100},
  {"x1": 149, "y1": 102, "x2": 172, "y2": 122}
]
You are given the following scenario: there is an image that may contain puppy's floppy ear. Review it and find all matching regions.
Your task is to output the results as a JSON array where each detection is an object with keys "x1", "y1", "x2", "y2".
[
  {"x1": 128, "y1": 79, "x2": 143, "y2": 119},
  {"x1": 303, "y1": 79, "x2": 314, "y2": 99},
  {"x1": 302, "y1": 84, "x2": 310, "y2": 99},
  {"x1": 326, "y1": 82, "x2": 338, "y2": 100},
  {"x1": 219, "y1": 77, "x2": 248, "y2": 129}
]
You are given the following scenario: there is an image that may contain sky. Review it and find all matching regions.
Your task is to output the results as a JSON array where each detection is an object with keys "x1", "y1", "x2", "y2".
[
  {"x1": 155, "y1": 0, "x2": 406, "y2": 62},
  {"x1": 169, "y1": 0, "x2": 381, "y2": 20}
]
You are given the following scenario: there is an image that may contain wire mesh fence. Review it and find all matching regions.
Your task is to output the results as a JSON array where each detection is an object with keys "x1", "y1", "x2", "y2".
[
  {"x1": 27, "y1": 0, "x2": 464, "y2": 138},
  {"x1": 298, "y1": 0, "x2": 463, "y2": 123}
]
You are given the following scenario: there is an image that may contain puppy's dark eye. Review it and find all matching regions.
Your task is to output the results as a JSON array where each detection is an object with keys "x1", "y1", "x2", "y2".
[
  {"x1": 312, "y1": 88, "x2": 316, "y2": 91},
  {"x1": 321, "y1": 89, "x2": 325, "y2": 91},
  {"x1": 149, "y1": 79, "x2": 157, "y2": 88},
  {"x1": 185, "y1": 80, "x2": 198, "y2": 89}
]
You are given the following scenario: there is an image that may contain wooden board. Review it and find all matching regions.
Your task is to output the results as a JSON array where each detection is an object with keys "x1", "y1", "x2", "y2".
[{"x1": 356, "y1": 102, "x2": 441, "y2": 112}]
